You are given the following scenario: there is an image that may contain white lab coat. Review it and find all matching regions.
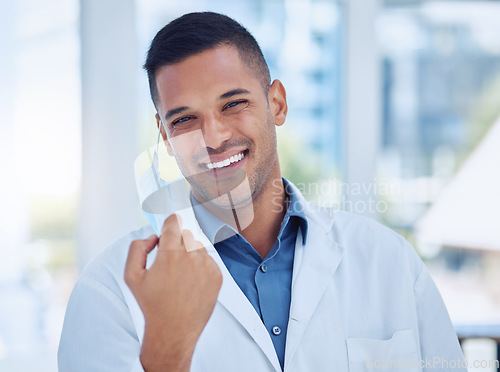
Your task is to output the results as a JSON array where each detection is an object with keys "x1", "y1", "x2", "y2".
[{"x1": 58, "y1": 184, "x2": 466, "y2": 371}]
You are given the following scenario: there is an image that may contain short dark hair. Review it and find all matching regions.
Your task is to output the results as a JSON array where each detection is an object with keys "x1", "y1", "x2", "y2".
[{"x1": 144, "y1": 12, "x2": 271, "y2": 109}]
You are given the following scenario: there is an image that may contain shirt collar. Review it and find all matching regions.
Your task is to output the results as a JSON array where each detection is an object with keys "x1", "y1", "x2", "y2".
[
  {"x1": 282, "y1": 178, "x2": 308, "y2": 245},
  {"x1": 190, "y1": 194, "x2": 230, "y2": 245},
  {"x1": 191, "y1": 178, "x2": 308, "y2": 246}
]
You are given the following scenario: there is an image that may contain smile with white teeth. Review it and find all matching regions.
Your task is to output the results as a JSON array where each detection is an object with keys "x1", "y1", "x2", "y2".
[{"x1": 206, "y1": 151, "x2": 246, "y2": 170}]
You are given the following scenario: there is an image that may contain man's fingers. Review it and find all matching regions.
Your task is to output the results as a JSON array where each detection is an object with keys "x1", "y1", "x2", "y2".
[
  {"x1": 191, "y1": 240, "x2": 205, "y2": 252},
  {"x1": 181, "y1": 229, "x2": 204, "y2": 252},
  {"x1": 124, "y1": 234, "x2": 159, "y2": 287}
]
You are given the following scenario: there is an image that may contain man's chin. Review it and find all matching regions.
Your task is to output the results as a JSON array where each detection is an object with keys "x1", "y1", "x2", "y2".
[
  {"x1": 197, "y1": 175, "x2": 253, "y2": 206},
  {"x1": 188, "y1": 168, "x2": 250, "y2": 202},
  {"x1": 206, "y1": 188, "x2": 255, "y2": 231},
  {"x1": 207, "y1": 192, "x2": 254, "y2": 210}
]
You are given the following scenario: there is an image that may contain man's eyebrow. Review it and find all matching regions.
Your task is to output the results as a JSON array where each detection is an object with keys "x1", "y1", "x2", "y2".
[
  {"x1": 165, "y1": 106, "x2": 189, "y2": 120},
  {"x1": 219, "y1": 89, "x2": 250, "y2": 100}
]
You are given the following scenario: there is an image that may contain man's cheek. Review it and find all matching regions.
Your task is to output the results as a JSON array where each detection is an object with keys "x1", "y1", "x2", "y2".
[{"x1": 169, "y1": 129, "x2": 210, "y2": 176}]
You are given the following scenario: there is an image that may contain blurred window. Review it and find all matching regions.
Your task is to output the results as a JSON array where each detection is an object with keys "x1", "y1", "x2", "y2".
[
  {"x1": 378, "y1": 0, "x2": 500, "y2": 331},
  {"x1": 0, "y1": 0, "x2": 80, "y2": 369},
  {"x1": 378, "y1": 0, "x2": 500, "y2": 233}
]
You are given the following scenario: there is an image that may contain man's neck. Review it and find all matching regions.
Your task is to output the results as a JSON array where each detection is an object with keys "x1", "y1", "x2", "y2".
[{"x1": 240, "y1": 177, "x2": 286, "y2": 258}]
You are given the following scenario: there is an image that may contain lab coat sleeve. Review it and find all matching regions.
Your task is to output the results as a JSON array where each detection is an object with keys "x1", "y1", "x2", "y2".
[
  {"x1": 58, "y1": 274, "x2": 144, "y2": 372},
  {"x1": 413, "y1": 263, "x2": 467, "y2": 371}
]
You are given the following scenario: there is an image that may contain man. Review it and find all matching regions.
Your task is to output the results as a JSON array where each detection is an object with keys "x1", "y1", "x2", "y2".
[{"x1": 59, "y1": 12, "x2": 466, "y2": 372}]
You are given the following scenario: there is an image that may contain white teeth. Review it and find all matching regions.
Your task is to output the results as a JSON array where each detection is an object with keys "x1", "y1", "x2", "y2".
[{"x1": 206, "y1": 151, "x2": 246, "y2": 170}]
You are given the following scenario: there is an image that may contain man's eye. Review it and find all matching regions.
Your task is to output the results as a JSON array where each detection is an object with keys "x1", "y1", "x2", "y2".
[
  {"x1": 172, "y1": 116, "x2": 192, "y2": 125},
  {"x1": 223, "y1": 100, "x2": 247, "y2": 110}
]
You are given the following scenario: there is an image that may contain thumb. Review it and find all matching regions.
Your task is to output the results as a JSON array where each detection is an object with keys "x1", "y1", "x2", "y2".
[{"x1": 158, "y1": 213, "x2": 184, "y2": 251}]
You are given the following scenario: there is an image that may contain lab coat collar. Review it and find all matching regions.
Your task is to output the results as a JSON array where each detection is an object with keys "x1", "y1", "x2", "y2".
[{"x1": 283, "y1": 180, "x2": 336, "y2": 237}]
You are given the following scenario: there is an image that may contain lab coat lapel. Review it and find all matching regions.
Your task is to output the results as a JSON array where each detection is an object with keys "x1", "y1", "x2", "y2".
[
  {"x1": 186, "y1": 197, "x2": 281, "y2": 371},
  {"x1": 284, "y1": 202, "x2": 343, "y2": 368},
  {"x1": 202, "y1": 235, "x2": 282, "y2": 372}
]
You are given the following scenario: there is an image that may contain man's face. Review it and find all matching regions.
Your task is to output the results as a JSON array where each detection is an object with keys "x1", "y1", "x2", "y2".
[{"x1": 154, "y1": 46, "x2": 287, "y2": 209}]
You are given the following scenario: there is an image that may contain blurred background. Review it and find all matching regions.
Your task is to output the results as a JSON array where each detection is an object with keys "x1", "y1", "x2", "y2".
[{"x1": 1, "y1": 0, "x2": 499, "y2": 370}]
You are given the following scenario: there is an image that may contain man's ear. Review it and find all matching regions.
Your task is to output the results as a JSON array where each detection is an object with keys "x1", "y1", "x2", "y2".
[
  {"x1": 155, "y1": 113, "x2": 173, "y2": 156},
  {"x1": 268, "y1": 79, "x2": 288, "y2": 127}
]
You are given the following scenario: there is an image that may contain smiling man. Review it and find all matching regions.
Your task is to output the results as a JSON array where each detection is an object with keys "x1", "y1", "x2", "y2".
[{"x1": 58, "y1": 12, "x2": 467, "y2": 372}]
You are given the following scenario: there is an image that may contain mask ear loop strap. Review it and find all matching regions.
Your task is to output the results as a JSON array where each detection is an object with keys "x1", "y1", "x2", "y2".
[
  {"x1": 155, "y1": 123, "x2": 161, "y2": 158},
  {"x1": 155, "y1": 118, "x2": 176, "y2": 212},
  {"x1": 151, "y1": 123, "x2": 162, "y2": 189}
]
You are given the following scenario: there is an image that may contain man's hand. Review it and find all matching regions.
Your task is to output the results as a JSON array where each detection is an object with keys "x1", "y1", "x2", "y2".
[{"x1": 124, "y1": 214, "x2": 222, "y2": 372}]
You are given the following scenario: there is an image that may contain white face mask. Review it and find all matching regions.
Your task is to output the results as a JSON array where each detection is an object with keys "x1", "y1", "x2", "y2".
[{"x1": 135, "y1": 119, "x2": 255, "y2": 243}]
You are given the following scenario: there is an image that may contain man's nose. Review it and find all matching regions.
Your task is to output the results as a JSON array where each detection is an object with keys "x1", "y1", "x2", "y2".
[{"x1": 200, "y1": 113, "x2": 232, "y2": 149}]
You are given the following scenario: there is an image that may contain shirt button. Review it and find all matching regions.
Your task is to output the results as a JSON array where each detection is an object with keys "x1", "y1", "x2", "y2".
[
  {"x1": 260, "y1": 264, "x2": 268, "y2": 273},
  {"x1": 272, "y1": 326, "x2": 281, "y2": 336}
]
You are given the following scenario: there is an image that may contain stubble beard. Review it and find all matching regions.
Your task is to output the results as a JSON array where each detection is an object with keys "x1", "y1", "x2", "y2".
[{"x1": 182, "y1": 111, "x2": 279, "y2": 214}]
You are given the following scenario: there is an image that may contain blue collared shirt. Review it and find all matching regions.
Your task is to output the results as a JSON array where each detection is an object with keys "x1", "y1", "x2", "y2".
[{"x1": 192, "y1": 179, "x2": 308, "y2": 370}]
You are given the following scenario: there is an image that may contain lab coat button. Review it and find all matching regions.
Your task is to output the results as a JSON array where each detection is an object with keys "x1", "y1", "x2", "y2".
[
  {"x1": 260, "y1": 264, "x2": 268, "y2": 273},
  {"x1": 272, "y1": 326, "x2": 281, "y2": 335}
]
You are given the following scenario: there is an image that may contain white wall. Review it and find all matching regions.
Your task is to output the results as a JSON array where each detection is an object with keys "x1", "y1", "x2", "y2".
[
  {"x1": 343, "y1": 0, "x2": 382, "y2": 218},
  {"x1": 79, "y1": 0, "x2": 141, "y2": 267}
]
